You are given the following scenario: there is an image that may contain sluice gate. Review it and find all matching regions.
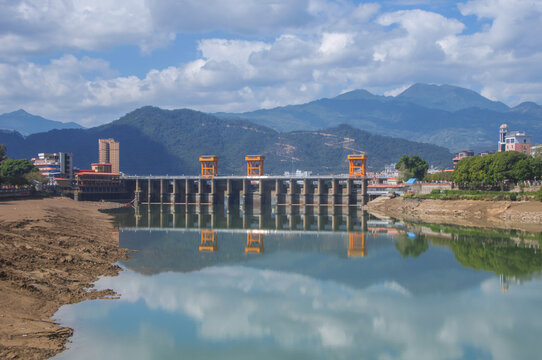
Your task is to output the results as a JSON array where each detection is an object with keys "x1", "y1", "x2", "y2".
[{"x1": 123, "y1": 175, "x2": 369, "y2": 208}]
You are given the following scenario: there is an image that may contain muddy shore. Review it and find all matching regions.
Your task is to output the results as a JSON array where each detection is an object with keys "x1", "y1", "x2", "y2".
[
  {"x1": 367, "y1": 197, "x2": 542, "y2": 232},
  {"x1": 0, "y1": 198, "x2": 128, "y2": 359}
]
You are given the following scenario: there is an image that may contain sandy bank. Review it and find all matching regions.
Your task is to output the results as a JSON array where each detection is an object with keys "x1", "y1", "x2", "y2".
[
  {"x1": 367, "y1": 197, "x2": 542, "y2": 232},
  {"x1": 0, "y1": 198, "x2": 128, "y2": 359}
]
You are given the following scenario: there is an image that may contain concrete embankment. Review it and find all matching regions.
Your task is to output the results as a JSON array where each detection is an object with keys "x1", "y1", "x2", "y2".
[{"x1": 367, "y1": 197, "x2": 542, "y2": 232}]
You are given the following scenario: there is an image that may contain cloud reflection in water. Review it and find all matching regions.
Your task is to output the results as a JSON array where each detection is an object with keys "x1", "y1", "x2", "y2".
[{"x1": 54, "y1": 266, "x2": 542, "y2": 360}]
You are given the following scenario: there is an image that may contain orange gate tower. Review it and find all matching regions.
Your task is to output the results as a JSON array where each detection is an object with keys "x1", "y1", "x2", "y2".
[
  {"x1": 245, "y1": 155, "x2": 265, "y2": 176},
  {"x1": 347, "y1": 154, "x2": 367, "y2": 177},
  {"x1": 200, "y1": 155, "x2": 219, "y2": 178}
]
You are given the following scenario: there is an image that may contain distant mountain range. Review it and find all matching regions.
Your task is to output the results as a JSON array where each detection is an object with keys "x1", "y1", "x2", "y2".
[
  {"x1": 2, "y1": 83, "x2": 540, "y2": 173},
  {"x1": 0, "y1": 109, "x2": 83, "y2": 135},
  {"x1": 0, "y1": 107, "x2": 452, "y2": 174},
  {"x1": 216, "y1": 83, "x2": 542, "y2": 151}
]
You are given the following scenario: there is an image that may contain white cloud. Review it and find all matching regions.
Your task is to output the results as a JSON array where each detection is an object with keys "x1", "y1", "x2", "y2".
[
  {"x1": 459, "y1": 0, "x2": 542, "y2": 56},
  {"x1": 385, "y1": 84, "x2": 412, "y2": 96},
  {"x1": 376, "y1": 10, "x2": 465, "y2": 61},
  {"x1": 0, "y1": 0, "x2": 155, "y2": 58},
  {"x1": 147, "y1": 0, "x2": 314, "y2": 36},
  {"x1": 1, "y1": 0, "x2": 542, "y2": 125},
  {"x1": 0, "y1": 0, "x2": 316, "y2": 59}
]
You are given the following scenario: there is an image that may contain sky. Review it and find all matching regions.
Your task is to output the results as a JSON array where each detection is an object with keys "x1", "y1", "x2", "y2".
[{"x1": 1, "y1": 0, "x2": 542, "y2": 126}]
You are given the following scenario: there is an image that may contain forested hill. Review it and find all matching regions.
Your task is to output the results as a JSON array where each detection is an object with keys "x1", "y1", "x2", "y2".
[
  {"x1": 0, "y1": 106, "x2": 452, "y2": 175},
  {"x1": 217, "y1": 83, "x2": 542, "y2": 152}
]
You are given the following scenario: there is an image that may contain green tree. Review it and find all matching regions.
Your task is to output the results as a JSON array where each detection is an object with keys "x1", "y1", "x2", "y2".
[
  {"x1": 395, "y1": 155, "x2": 429, "y2": 180},
  {"x1": 23, "y1": 169, "x2": 47, "y2": 185},
  {"x1": 424, "y1": 171, "x2": 453, "y2": 182},
  {"x1": 0, "y1": 144, "x2": 6, "y2": 162},
  {"x1": 453, "y1": 152, "x2": 542, "y2": 190},
  {"x1": 0, "y1": 158, "x2": 37, "y2": 185}
]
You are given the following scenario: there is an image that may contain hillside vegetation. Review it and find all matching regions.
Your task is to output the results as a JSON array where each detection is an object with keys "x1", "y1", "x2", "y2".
[
  {"x1": 218, "y1": 83, "x2": 542, "y2": 151},
  {"x1": 0, "y1": 106, "x2": 452, "y2": 175}
]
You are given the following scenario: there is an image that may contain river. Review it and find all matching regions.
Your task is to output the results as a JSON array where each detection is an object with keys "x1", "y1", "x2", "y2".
[{"x1": 53, "y1": 204, "x2": 542, "y2": 360}]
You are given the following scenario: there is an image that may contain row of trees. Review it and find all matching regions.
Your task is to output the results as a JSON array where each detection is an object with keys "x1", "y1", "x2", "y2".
[
  {"x1": 395, "y1": 151, "x2": 542, "y2": 190},
  {"x1": 453, "y1": 151, "x2": 542, "y2": 189},
  {"x1": 0, "y1": 144, "x2": 45, "y2": 186}
]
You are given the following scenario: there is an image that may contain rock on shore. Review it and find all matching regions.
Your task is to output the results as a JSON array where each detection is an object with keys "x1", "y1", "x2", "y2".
[{"x1": 367, "y1": 197, "x2": 542, "y2": 232}]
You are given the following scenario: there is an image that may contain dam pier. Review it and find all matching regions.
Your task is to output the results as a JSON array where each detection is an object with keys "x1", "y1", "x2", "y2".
[{"x1": 123, "y1": 175, "x2": 369, "y2": 208}]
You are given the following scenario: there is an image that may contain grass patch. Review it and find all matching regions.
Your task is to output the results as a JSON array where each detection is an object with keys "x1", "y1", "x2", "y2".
[{"x1": 404, "y1": 189, "x2": 534, "y2": 201}]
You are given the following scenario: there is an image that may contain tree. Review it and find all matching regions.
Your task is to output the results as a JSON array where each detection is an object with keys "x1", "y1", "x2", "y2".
[
  {"x1": 0, "y1": 144, "x2": 6, "y2": 162},
  {"x1": 24, "y1": 169, "x2": 47, "y2": 185},
  {"x1": 395, "y1": 155, "x2": 429, "y2": 180},
  {"x1": 424, "y1": 171, "x2": 453, "y2": 182},
  {"x1": 0, "y1": 158, "x2": 36, "y2": 185},
  {"x1": 453, "y1": 152, "x2": 542, "y2": 189}
]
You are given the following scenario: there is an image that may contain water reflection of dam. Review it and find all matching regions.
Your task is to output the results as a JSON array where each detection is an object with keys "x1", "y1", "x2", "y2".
[
  {"x1": 113, "y1": 207, "x2": 495, "y2": 294},
  {"x1": 121, "y1": 204, "x2": 378, "y2": 232},
  {"x1": 112, "y1": 205, "x2": 542, "y2": 294},
  {"x1": 116, "y1": 205, "x2": 397, "y2": 260},
  {"x1": 195, "y1": 229, "x2": 366, "y2": 258}
]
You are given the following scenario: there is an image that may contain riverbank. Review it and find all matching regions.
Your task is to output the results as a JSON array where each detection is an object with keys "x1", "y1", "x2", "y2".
[
  {"x1": 367, "y1": 197, "x2": 542, "y2": 232},
  {"x1": 0, "y1": 198, "x2": 128, "y2": 359}
]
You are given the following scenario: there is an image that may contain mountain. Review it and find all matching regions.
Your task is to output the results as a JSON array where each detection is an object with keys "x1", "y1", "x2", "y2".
[
  {"x1": 395, "y1": 83, "x2": 509, "y2": 112},
  {"x1": 216, "y1": 84, "x2": 542, "y2": 151},
  {"x1": 510, "y1": 102, "x2": 542, "y2": 117},
  {"x1": 0, "y1": 109, "x2": 83, "y2": 135},
  {"x1": 0, "y1": 106, "x2": 452, "y2": 174}
]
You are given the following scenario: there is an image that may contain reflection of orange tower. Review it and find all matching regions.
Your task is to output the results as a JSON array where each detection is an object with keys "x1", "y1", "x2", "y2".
[
  {"x1": 199, "y1": 155, "x2": 219, "y2": 178},
  {"x1": 348, "y1": 232, "x2": 367, "y2": 257},
  {"x1": 347, "y1": 154, "x2": 367, "y2": 177},
  {"x1": 245, "y1": 155, "x2": 265, "y2": 176},
  {"x1": 245, "y1": 232, "x2": 264, "y2": 253},
  {"x1": 199, "y1": 229, "x2": 218, "y2": 252}
]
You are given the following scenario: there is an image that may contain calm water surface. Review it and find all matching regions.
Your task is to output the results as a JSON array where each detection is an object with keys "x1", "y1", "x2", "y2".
[{"x1": 54, "y1": 205, "x2": 542, "y2": 360}]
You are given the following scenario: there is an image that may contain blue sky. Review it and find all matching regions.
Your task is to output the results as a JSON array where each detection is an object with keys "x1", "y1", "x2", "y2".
[{"x1": 1, "y1": 0, "x2": 541, "y2": 126}]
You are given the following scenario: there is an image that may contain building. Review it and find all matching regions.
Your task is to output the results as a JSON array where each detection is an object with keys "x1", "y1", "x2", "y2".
[
  {"x1": 31, "y1": 152, "x2": 73, "y2": 184},
  {"x1": 91, "y1": 162, "x2": 112, "y2": 173},
  {"x1": 453, "y1": 149, "x2": 474, "y2": 168},
  {"x1": 531, "y1": 144, "x2": 542, "y2": 157},
  {"x1": 73, "y1": 169, "x2": 125, "y2": 201},
  {"x1": 479, "y1": 150, "x2": 496, "y2": 156},
  {"x1": 498, "y1": 124, "x2": 531, "y2": 154},
  {"x1": 98, "y1": 138, "x2": 120, "y2": 174},
  {"x1": 455, "y1": 150, "x2": 474, "y2": 158}
]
